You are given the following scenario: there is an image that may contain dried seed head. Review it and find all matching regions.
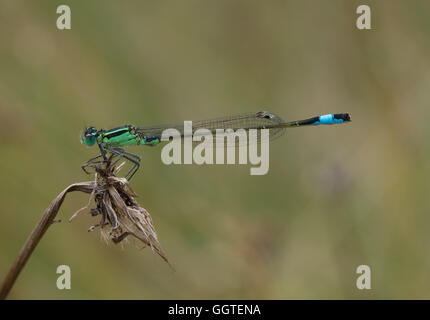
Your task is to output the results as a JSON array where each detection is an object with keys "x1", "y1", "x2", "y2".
[{"x1": 73, "y1": 155, "x2": 172, "y2": 268}]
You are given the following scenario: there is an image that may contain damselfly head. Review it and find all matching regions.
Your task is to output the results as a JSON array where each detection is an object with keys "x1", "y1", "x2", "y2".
[{"x1": 81, "y1": 127, "x2": 98, "y2": 146}]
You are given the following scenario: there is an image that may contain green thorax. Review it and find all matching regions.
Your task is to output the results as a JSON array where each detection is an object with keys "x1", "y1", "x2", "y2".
[{"x1": 97, "y1": 126, "x2": 160, "y2": 149}]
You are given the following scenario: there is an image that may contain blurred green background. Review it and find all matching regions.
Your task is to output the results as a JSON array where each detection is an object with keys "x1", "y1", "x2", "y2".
[{"x1": 1, "y1": 0, "x2": 430, "y2": 299}]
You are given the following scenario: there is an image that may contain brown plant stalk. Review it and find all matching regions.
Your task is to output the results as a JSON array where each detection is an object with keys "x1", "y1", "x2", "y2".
[{"x1": 0, "y1": 157, "x2": 170, "y2": 300}]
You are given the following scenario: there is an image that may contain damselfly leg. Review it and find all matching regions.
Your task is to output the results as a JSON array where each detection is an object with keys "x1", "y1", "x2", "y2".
[
  {"x1": 106, "y1": 147, "x2": 142, "y2": 181},
  {"x1": 81, "y1": 154, "x2": 106, "y2": 175},
  {"x1": 82, "y1": 148, "x2": 141, "y2": 181}
]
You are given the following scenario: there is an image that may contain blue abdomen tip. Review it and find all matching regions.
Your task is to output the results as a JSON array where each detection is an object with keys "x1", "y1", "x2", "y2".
[{"x1": 313, "y1": 114, "x2": 346, "y2": 125}]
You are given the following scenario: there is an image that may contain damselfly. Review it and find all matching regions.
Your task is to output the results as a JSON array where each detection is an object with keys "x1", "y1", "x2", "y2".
[{"x1": 81, "y1": 111, "x2": 351, "y2": 180}]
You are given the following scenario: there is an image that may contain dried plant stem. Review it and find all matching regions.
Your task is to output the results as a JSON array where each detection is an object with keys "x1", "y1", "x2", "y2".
[
  {"x1": 1, "y1": 157, "x2": 170, "y2": 299},
  {"x1": 0, "y1": 182, "x2": 95, "y2": 299}
]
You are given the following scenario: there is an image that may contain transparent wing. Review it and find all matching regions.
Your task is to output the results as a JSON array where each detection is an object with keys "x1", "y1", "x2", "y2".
[{"x1": 135, "y1": 111, "x2": 287, "y2": 147}]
